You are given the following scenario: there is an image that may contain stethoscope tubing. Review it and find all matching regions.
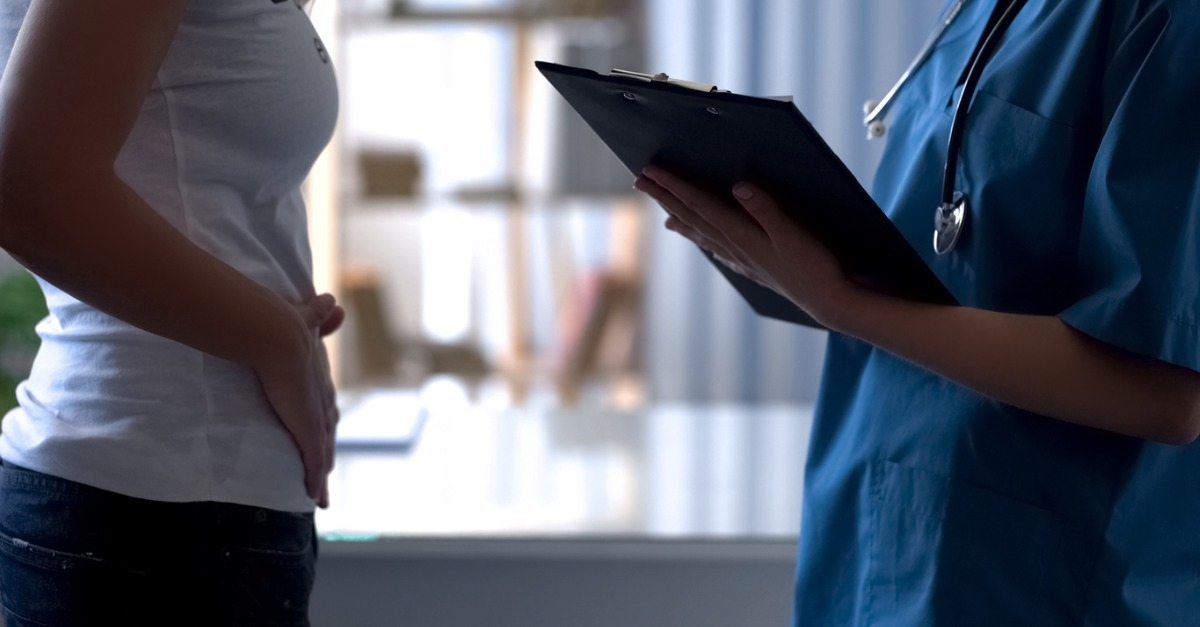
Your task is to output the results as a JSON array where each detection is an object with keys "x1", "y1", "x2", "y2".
[
  {"x1": 863, "y1": 0, "x2": 970, "y2": 130},
  {"x1": 864, "y1": 0, "x2": 1028, "y2": 254},
  {"x1": 941, "y1": 0, "x2": 1028, "y2": 206}
]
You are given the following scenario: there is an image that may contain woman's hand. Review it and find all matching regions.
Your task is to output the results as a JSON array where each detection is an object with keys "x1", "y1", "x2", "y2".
[
  {"x1": 634, "y1": 165, "x2": 855, "y2": 327},
  {"x1": 253, "y1": 293, "x2": 344, "y2": 508}
]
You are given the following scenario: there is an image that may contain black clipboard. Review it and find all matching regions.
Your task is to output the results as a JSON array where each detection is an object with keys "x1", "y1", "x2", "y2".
[{"x1": 537, "y1": 61, "x2": 957, "y2": 328}]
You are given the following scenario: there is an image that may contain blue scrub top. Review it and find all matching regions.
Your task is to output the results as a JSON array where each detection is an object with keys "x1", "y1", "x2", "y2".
[{"x1": 794, "y1": 1, "x2": 1200, "y2": 625}]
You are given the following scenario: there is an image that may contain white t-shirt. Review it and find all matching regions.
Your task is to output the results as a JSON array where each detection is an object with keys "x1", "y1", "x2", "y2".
[{"x1": 0, "y1": 0, "x2": 339, "y2": 512}]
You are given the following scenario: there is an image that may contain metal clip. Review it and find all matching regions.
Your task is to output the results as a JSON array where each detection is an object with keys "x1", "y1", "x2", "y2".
[{"x1": 610, "y1": 68, "x2": 723, "y2": 93}]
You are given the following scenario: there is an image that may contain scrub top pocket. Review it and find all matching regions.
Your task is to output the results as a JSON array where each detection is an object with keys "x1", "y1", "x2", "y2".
[
  {"x1": 938, "y1": 90, "x2": 1092, "y2": 314},
  {"x1": 865, "y1": 460, "x2": 1093, "y2": 626}
]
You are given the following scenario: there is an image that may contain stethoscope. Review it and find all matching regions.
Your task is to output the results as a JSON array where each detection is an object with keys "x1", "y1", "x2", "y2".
[{"x1": 862, "y1": 0, "x2": 1028, "y2": 255}]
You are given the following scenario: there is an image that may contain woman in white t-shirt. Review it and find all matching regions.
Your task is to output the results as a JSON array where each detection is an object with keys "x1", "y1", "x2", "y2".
[{"x1": 0, "y1": 1, "x2": 341, "y2": 624}]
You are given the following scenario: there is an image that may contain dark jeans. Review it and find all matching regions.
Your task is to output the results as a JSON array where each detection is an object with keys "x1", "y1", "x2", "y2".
[{"x1": 0, "y1": 460, "x2": 317, "y2": 627}]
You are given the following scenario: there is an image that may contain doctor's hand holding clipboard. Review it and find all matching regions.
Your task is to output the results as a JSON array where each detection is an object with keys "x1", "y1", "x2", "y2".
[{"x1": 634, "y1": 163, "x2": 1200, "y2": 445}]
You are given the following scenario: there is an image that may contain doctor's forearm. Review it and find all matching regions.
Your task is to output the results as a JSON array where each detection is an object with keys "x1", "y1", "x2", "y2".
[{"x1": 824, "y1": 288, "x2": 1200, "y2": 444}]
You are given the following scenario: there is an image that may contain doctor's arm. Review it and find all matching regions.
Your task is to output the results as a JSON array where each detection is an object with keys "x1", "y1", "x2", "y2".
[
  {"x1": 636, "y1": 167, "x2": 1200, "y2": 446},
  {"x1": 0, "y1": 0, "x2": 341, "y2": 503}
]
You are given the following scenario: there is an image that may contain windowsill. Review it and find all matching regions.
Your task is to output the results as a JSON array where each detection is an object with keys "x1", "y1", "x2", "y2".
[{"x1": 318, "y1": 534, "x2": 798, "y2": 561}]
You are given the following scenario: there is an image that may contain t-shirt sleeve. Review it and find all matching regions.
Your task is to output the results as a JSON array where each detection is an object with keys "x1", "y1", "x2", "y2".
[{"x1": 1059, "y1": 2, "x2": 1200, "y2": 373}]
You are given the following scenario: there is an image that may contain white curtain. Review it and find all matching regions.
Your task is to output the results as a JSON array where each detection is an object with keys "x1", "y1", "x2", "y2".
[{"x1": 642, "y1": 0, "x2": 945, "y2": 403}]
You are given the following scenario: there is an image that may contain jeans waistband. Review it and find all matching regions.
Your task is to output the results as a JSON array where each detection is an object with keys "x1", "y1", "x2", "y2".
[{"x1": 0, "y1": 458, "x2": 89, "y2": 497}]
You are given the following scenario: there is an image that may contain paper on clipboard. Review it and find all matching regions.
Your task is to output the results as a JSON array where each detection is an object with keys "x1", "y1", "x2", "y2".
[{"x1": 537, "y1": 61, "x2": 956, "y2": 328}]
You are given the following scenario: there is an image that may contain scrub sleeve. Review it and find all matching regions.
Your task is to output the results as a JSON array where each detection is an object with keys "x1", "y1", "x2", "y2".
[{"x1": 1059, "y1": 4, "x2": 1200, "y2": 374}]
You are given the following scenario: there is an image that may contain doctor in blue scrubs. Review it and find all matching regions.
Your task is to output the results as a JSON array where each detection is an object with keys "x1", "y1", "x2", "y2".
[{"x1": 635, "y1": 0, "x2": 1200, "y2": 624}]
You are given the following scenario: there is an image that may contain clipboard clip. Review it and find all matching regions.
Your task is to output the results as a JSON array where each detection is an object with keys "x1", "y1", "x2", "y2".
[{"x1": 610, "y1": 68, "x2": 727, "y2": 93}]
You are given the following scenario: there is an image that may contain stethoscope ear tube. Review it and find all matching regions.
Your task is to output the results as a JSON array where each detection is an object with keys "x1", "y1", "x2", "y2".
[
  {"x1": 941, "y1": 0, "x2": 1028, "y2": 207},
  {"x1": 936, "y1": 0, "x2": 1028, "y2": 255},
  {"x1": 863, "y1": 0, "x2": 969, "y2": 139}
]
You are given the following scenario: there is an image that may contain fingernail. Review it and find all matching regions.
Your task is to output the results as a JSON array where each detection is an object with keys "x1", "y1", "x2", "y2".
[{"x1": 733, "y1": 184, "x2": 754, "y2": 200}]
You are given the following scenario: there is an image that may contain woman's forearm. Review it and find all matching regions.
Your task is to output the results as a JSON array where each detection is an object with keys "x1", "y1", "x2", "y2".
[
  {"x1": 0, "y1": 0, "x2": 307, "y2": 370},
  {"x1": 822, "y1": 287, "x2": 1200, "y2": 444},
  {"x1": 0, "y1": 170, "x2": 310, "y2": 371}
]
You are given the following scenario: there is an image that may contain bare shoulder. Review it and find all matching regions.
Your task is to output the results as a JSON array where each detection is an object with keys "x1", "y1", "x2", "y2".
[{"x1": 0, "y1": 0, "x2": 190, "y2": 174}]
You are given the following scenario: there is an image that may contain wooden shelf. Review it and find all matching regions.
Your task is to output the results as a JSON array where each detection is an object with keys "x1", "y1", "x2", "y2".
[
  {"x1": 387, "y1": 0, "x2": 618, "y2": 23},
  {"x1": 389, "y1": 9, "x2": 608, "y2": 23}
]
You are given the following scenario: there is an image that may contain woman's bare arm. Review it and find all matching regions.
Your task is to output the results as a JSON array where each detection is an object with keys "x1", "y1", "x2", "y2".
[{"x1": 0, "y1": 0, "x2": 339, "y2": 503}]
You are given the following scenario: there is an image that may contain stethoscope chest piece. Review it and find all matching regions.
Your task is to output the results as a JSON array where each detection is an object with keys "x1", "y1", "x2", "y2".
[
  {"x1": 868, "y1": 0, "x2": 1030, "y2": 257},
  {"x1": 934, "y1": 192, "x2": 967, "y2": 255}
]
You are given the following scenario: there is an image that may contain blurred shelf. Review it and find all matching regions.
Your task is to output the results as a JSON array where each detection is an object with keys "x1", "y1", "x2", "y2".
[
  {"x1": 386, "y1": 0, "x2": 621, "y2": 22},
  {"x1": 388, "y1": 8, "x2": 610, "y2": 23}
]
